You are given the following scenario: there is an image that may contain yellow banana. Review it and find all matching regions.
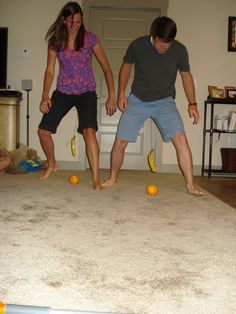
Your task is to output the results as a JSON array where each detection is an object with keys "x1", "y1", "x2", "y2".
[
  {"x1": 71, "y1": 135, "x2": 76, "y2": 157},
  {"x1": 148, "y1": 149, "x2": 157, "y2": 173}
]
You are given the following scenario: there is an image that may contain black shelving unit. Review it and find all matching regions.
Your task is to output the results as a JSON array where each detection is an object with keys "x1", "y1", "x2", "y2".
[{"x1": 201, "y1": 97, "x2": 236, "y2": 177}]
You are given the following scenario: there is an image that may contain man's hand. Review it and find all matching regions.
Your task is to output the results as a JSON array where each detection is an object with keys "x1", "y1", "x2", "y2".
[
  {"x1": 188, "y1": 104, "x2": 200, "y2": 124},
  {"x1": 117, "y1": 93, "x2": 128, "y2": 112}
]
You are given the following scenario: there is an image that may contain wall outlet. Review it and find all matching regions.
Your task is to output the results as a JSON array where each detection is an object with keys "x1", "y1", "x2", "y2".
[{"x1": 22, "y1": 48, "x2": 30, "y2": 59}]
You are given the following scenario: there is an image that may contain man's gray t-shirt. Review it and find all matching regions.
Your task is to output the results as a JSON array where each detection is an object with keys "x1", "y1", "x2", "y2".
[{"x1": 123, "y1": 36, "x2": 190, "y2": 101}]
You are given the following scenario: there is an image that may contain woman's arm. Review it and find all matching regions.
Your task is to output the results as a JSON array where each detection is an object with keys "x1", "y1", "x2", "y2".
[
  {"x1": 40, "y1": 47, "x2": 56, "y2": 113},
  {"x1": 93, "y1": 43, "x2": 116, "y2": 116}
]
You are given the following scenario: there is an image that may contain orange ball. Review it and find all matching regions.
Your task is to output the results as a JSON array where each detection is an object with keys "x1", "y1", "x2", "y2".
[
  {"x1": 146, "y1": 184, "x2": 158, "y2": 196},
  {"x1": 69, "y1": 175, "x2": 80, "y2": 185}
]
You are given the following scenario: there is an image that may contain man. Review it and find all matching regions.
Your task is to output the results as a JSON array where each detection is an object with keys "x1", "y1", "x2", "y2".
[{"x1": 102, "y1": 16, "x2": 203, "y2": 196}]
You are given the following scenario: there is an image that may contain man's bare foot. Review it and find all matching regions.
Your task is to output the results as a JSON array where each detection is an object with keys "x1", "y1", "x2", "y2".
[
  {"x1": 93, "y1": 181, "x2": 104, "y2": 191},
  {"x1": 39, "y1": 165, "x2": 58, "y2": 180},
  {"x1": 101, "y1": 177, "x2": 117, "y2": 188},
  {"x1": 187, "y1": 184, "x2": 204, "y2": 196}
]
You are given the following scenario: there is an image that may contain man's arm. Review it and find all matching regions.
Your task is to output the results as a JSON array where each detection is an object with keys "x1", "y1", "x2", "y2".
[
  {"x1": 179, "y1": 71, "x2": 200, "y2": 124},
  {"x1": 118, "y1": 62, "x2": 133, "y2": 112}
]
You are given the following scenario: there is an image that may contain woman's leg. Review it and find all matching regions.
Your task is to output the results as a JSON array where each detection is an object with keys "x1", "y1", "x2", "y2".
[
  {"x1": 38, "y1": 91, "x2": 75, "y2": 179},
  {"x1": 38, "y1": 128, "x2": 58, "y2": 179},
  {"x1": 82, "y1": 128, "x2": 102, "y2": 190}
]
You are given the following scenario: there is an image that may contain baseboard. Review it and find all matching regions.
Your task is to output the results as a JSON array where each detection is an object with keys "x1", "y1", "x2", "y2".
[
  {"x1": 57, "y1": 161, "x2": 85, "y2": 171},
  {"x1": 157, "y1": 164, "x2": 202, "y2": 176},
  {"x1": 57, "y1": 161, "x2": 202, "y2": 176}
]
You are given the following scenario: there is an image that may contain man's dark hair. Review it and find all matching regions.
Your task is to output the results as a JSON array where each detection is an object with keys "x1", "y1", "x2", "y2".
[{"x1": 150, "y1": 16, "x2": 177, "y2": 42}]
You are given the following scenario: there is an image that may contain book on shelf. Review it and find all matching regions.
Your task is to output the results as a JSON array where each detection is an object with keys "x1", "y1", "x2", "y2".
[{"x1": 228, "y1": 111, "x2": 236, "y2": 131}]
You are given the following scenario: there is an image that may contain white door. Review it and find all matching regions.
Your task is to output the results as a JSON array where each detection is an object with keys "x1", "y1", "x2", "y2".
[{"x1": 88, "y1": 7, "x2": 161, "y2": 169}]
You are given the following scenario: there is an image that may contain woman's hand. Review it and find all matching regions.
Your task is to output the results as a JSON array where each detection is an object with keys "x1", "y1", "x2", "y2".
[
  {"x1": 106, "y1": 93, "x2": 117, "y2": 116},
  {"x1": 40, "y1": 97, "x2": 52, "y2": 113}
]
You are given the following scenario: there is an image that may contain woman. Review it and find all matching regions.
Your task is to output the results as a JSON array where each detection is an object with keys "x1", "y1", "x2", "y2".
[{"x1": 38, "y1": 1, "x2": 116, "y2": 190}]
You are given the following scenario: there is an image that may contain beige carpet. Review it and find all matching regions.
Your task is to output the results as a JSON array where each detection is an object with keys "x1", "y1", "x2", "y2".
[{"x1": 0, "y1": 170, "x2": 235, "y2": 314}]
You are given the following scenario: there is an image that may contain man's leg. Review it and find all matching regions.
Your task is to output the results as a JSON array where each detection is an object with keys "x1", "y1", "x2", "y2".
[
  {"x1": 102, "y1": 94, "x2": 146, "y2": 188},
  {"x1": 38, "y1": 128, "x2": 58, "y2": 179},
  {"x1": 83, "y1": 128, "x2": 103, "y2": 191},
  {"x1": 102, "y1": 139, "x2": 128, "y2": 187},
  {"x1": 171, "y1": 132, "x2": 204, "y2": 195}
]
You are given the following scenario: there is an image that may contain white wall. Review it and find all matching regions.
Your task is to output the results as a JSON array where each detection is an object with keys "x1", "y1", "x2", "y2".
[
  {"x1": 0, "y1": 0, "x2": 236, "y2": 170},
  {"x1": 167, "y1": 0, "x2": 236, "y2": 168}
]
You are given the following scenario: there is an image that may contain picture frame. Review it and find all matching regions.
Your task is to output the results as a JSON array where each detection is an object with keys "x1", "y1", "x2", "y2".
[
  {"x1": 228, "y1": 16, "x2": 236, "y2": 52},
  {"x1": 225, "y1": 86, "x2": 235, "y2": 98},
  {"x1": 208, "y1": 85, "x2": 225, "y2": 99},
  {"x1": 226, "y1": 88, "x2": 236, "y2": 99}
]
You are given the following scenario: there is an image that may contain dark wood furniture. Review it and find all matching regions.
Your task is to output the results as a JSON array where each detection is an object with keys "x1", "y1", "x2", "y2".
[{"x1": 201, "y1": 97, "x2": 236, "y2": 177}]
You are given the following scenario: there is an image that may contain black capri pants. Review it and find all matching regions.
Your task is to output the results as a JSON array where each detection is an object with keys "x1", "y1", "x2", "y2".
[{"x1": 38, "y1": 90, "x2": 98, "y2": 134}]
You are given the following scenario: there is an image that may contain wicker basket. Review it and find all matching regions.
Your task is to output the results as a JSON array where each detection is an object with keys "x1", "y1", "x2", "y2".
[{"x1": 221, "y1": 148, "x2": 236, "y2": 172}]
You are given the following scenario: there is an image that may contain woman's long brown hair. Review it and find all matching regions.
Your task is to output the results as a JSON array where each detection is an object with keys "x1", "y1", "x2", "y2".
[{"x1": 45, "y1": 1, "x2": 85, "y2": 51}]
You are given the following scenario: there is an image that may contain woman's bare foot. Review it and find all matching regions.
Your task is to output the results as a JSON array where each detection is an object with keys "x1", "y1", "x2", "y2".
[
  {"x1": 39, "y1": 165, "x2": 58, "y2": 180},
  {"x1": 187, "y1": 184, "x2": 204, "y2": 196},
  {"x1": 93, "y1": 180, "x2": 104, "y2": 191},
  {"x1": 101, "y1": 177, "x2": 117, "y2": 188}
]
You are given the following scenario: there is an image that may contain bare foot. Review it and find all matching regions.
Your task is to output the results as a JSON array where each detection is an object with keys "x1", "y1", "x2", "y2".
[
  {"x1": 101, "y1": 177, "x2": 117, "y2": 188},
  {"x1": 0, "y1": 170, "x2": 5, "y2": 175},
  {"x1": 187, "y1": 184, "x2": 204, "y2": 196},
  {"x1": 93, "y1": 181, "x2": 104, "y2": 191},
  {"x1": 39, "y1": 165, "x2": 58, "y2": 180}
]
